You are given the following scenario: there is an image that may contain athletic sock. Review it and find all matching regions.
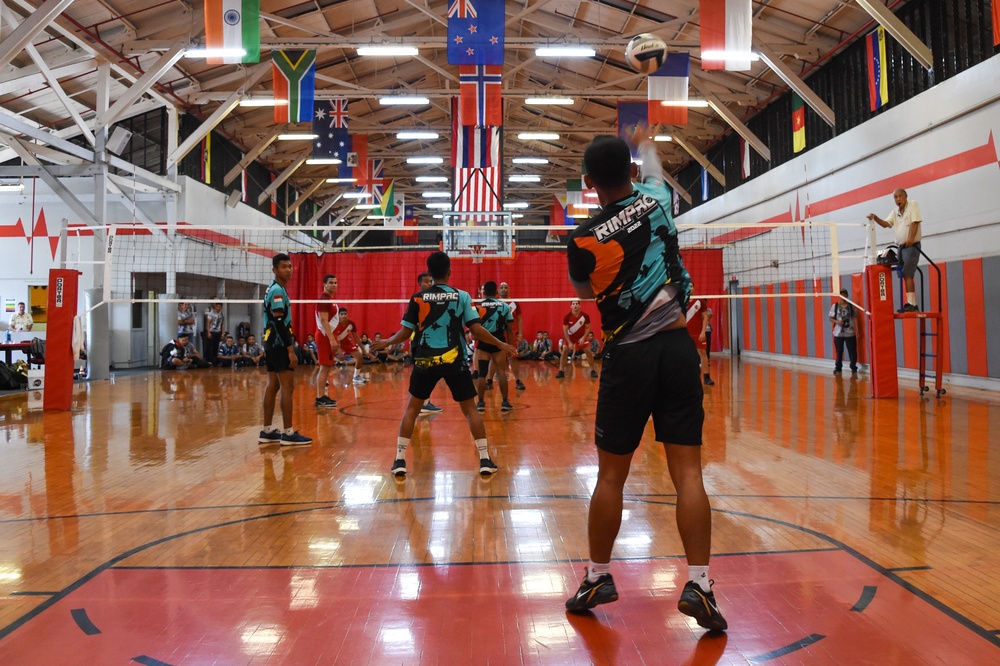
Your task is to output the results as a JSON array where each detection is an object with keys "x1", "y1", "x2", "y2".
[
  {"x1": 284, "y1": 427, "x2": 296, "y2": 436},
  {"x1": 587, "y1": 561, "x2": 611, "y2": 583},
  {"x1": 396, "y1": 436, "x2": 409, "y2": 459},
  {"x1": 906, "y1": 292, "x2": 916, "y2": 306},
  {"x1": 264, "y1": 424, "x2": 279, "y2": 433},
  {"x1": 474, "y1": 437, "x2": 489, "y2": 459},
  {"x1": 689, "y1": 565, "x2": 711, "y2": 592}
]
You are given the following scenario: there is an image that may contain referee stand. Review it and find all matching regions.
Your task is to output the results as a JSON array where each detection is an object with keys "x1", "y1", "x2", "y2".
[{"x1": 865, "y1": 245, "x2": 946, "y2": 399}]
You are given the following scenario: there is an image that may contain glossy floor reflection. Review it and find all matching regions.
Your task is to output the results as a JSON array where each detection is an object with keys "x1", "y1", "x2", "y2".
[{"x1": 0, "y1": 358, "x2": 998, "y2": 664}]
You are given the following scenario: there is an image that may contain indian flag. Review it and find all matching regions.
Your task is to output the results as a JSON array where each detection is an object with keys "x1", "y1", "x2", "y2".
[{"x1": 205, "y1": 0, "x2": 260, "y2": 64}]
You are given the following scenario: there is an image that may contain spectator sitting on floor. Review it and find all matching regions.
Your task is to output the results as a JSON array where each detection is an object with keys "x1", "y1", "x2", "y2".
[
  {"x1": 302, "y1": 334, "x2": 319, "y2": 365},
  {"x1": 217, "y1": 335, "x2": 242, "y2": 367},
  {"x1": 242, "y1": 335, "x2": 265, "y2": 367}
]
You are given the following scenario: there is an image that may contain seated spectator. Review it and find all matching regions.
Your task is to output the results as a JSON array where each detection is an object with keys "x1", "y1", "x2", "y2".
[
  {"x1": 372, "y1": 332, "x2": 390, "y2": 363},
  {"x1": 160, "y1": 333, "x2": 210, "y2": 369},
  {"x1": 217, "y1": 335, "x2": 242, "y2": 367},
  {"x1": 302, "y1": 334, "x2": 319, "y2": 365},
  {"x1": 359, "y1": 333, "x2": 378, "y2": 364},
  {"x1": 242, "y1": 335, "x2": 265, "y2": 367},
  {"x1": 386, "y1": 341, "x2": 409, "y2": 363},
  {"x1": 575, "y1": 331, "x2": 603, "y2": 360},
  {"x1": 515, "y1": 336, "x2": 532, "y2": 360}
]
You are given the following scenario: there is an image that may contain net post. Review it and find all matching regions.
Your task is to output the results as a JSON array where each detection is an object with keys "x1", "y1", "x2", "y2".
[
  {"x1": 829, "y1": 222, "x2": 840, "y2": 296},
  {"x1": 102, "y1": 225, "x2": 115, "y2": 304}
]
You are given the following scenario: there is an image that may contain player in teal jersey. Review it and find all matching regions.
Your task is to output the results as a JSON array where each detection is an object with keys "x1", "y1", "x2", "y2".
[
  {"x1": 258, "y1": 253, "x2": 312, "y2": 446},
  {"x1": 371, "y1": 252, "x2": 516, "y2": 476}
]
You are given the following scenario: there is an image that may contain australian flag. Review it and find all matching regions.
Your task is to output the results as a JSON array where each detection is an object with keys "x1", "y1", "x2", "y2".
[
  {"x1": 448, "y1": 0, "x2": 504, "y2": 65},
  {"x1": 312, "y1": 99, "x2": 349, "y2": 159}
]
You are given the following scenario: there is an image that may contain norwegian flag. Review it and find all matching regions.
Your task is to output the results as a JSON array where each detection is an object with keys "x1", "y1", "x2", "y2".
[
  {"x1": 448, "y1": 0, "x2": 476, "y2": 18},
  {"x1": 459, "y1": 65, "x2": 502, "y2": 127}
]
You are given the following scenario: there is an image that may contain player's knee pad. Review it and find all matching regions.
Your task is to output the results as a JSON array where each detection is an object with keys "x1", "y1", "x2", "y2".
[{"x1": 478, "y1": 359, "x2": 490, "y2": 377}]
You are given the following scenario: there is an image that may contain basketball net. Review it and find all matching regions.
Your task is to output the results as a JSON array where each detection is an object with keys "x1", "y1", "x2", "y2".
[{"x1": 470, "y1": 244, "x2": 486, "y2": 264}]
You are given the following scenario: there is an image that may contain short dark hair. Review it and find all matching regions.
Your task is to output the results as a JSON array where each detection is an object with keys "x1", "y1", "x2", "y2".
[
  {"x1": 417, "y1": 272, "x2": 431, "y2": 285},
  {"x1": 177, "y1": 333, "x2": 190, "y2": 341},
  {"x1": 482, "y1": 281, "x2": 498, "y2": 297},
  {"x1": 323, "y1": 274, "x2": 336, "y2": 283},
  {"x1": 840, "y1": 288, "x2": 849, "y2": 296},
  {"x1": 583, "y1": 135, "x2": 633, "y2": 190},
  {"x1": 272, "y1": 253, "x2": 291, "y2": 268},
  {"x1": 427, "y1": 251, "x2": 450, "y2": 280},
  {"x1": 339, "y1": 307, "x2": 348, "y2": 314},
  {"x1": 226, "y1": 335, "x2": 234, "y2": 341}
]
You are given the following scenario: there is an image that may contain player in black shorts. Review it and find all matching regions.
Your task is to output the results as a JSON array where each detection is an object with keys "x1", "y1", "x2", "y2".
[
  {"x1": 562, "y1": 125, "x2": 727, "y2": 632},
  {"x1": 474, "y1": 281, "x2": 515, "y2": 412}
]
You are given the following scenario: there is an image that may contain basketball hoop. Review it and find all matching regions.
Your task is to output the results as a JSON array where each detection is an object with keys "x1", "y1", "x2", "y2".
[{"x1": 470, "y1": 244, "x2": 486, "y2": 264}]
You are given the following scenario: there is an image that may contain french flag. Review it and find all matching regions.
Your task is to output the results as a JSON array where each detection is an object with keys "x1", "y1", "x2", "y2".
[
  {"x1": 648, "y1": 53, "x2": 689, "y2": 125},
  {"x1": 699, "y1": 0, "x2": 753, "y2": 71}
]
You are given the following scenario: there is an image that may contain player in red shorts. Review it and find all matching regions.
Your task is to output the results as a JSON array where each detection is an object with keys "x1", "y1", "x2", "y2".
[
  {"x1": 556, "y1": 299, "x2": 598, "y2": 379},
  {"x1": 334, "y1": 307, "x2": 374, "y2": 384},
  {"x1": 314, "y1": 274, "x2": 339, "y2": 408}
]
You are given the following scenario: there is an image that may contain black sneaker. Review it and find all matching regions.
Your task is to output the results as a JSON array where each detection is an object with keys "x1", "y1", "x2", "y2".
[
  {"x1": 280, "y1": 431, "x2": 313, "y2": 446},
  {"x1": 476, "y1": 400, "x2": 485, "y2": 413},
  {"x1": 590, "y1": 370, "x2": 599, "y2": 379},
  {"x1": 258, "y1": 429, "x2": 282, "y2": 444},
  {"x1": 391, "y1": 458, "x2": 406, "y2": 476},
  {"x1": 314, "y1": 396, "x2": 337, "y2": 407},
  {"x1": 420, "y1": 402, "x2": 443, "y2": 414},
  {"x1": 501, "y1": 400, "x2": 514, "y2": 412},
  {"x1": 515, "y1": 379, "x2": 526, "y2": 390},
  {"x1": 677, "y1": 580, "x2": 728, "y2": 631},
  {"x1": 565, "y1": 572, "x2": 618, "y2": 612},
  {"x1": 704, "y1": 375, "x2": 715, "y2": 385},
  {"x1": 555, "y1": 371, "x2": 565, "y2": 379},
  {"x1": 901, "y1": 303, "x2": 920, "y2": 313},
  {"x1": 479, "y1": 458, "x2": 498, "y2": 475},
  {"x1": 833, "y1": 368, "x2": 842, "y2": 375}
]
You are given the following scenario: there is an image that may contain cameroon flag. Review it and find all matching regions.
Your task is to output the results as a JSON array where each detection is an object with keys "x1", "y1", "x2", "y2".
[{"x1": 792, "y1": 93, "x2": 805, "y2": 154}]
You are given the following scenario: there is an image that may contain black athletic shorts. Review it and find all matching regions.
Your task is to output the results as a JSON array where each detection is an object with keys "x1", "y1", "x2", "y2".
[
  {"x1": 478, "y1": 341, "x2": 501, "y2": 354},
  {"x1": 265, "y1": 345, "x2": 293, "y2": 373},
  {"x1": 595, "y1": 327, "x2": 704, "y2": 454},
  {"x1": 409, "y1": 361, "x2": 477, "y2": 402}
]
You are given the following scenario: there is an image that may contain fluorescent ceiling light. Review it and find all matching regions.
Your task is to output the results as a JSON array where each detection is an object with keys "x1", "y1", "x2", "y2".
[
  {"x1": 432, "y1": 214, "x2": 444, "y2": 219},
  {"x1": 512, "y1": 157, "x2": 549, "y2": 164},
  {"x1": 184, "y1": 48, "x2": 246, "y2": 59},
  {"x1": 512, "y1": 214, "x2": 524, "y2": 219},
  {"x1": 406, "y1": 156, "x2": 444, "y2": 164},
  {"x1": 525, "y1": 97, "x2": 574, "y2": 105},
  {"x1": 584, "y1": 192, "x2": 599, "y2": 198},
  {"x1": 0, "y1": 183, "x2": 24, "y2": 192},
  {"x1": 396, "y1": 131, "x2": 439, "y2": 140},
  {"x1": 239, "y1": 98, "x2": 287, "y2": 107},
  {"x1": 354, "y1": 204, "x2": 378, "y2": 210},
  {"x1": 701, "y1": 50, "x2": 760, "y2": 62},
  {"x1": 517, "y1": 133, "x2": 560, "y2": 141},
  {"x1": 654, "y1": 135, "x2": 672, "y2": 142},
  {"x1": 658, "y1": 100, "x2": 710, "y2": 108},
  {"x1": 365, "y1": 215, "x2": 390, "y2": 220},
  {"x1": 415, "y1": 175, "x2": 448, "y2": 183},
  {"x1": 426, "y1": 203, "x2": 452, "y2": 209},
  {"x1": 343, "y1": 192, "x2": 372, "y2": 199},
  {"x1": 379, "y1": 96, "x2": 429, "y2": 106},
  {"x1": 325, "y1": 178, "x2": 356, "y2": 183},
  {"x1": 357, "y1": 46, "x2": 418, "y2": 57},
  {"x1": 509, "y1": 174, "x2": 540, "y2": 182},
  {"x1": 307, "y1": 158, "x2": 342, "y2": 165},
  {"x1": 277, "y1": 133, "x2": 318, "y2": 141},
  {"x1": 503, "y1": 202, "x2": 529, "y2": 209},
  {"x1": 421, "y1": 191, "x2": 451, "y2": 198},
  {"x1": 535, "y1": 47, "x2": 596, "y2": 57}
]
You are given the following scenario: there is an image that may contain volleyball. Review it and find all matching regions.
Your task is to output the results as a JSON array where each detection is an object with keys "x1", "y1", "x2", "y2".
[{"x1": 625, "y1": 34, "x2": 668, "y2": 74}]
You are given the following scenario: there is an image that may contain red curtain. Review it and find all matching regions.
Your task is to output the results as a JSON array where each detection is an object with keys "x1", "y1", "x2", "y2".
[{"x1": 287, "y1": 248, "x2": 724, "y2": 346}]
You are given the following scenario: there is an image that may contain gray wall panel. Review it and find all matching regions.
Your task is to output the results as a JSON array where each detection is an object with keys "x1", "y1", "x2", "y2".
[{"x1": 946, "y1": 260, "x2": 968, "y2": 376}]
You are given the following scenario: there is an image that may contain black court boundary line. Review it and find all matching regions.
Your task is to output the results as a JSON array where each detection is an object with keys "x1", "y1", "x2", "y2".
[
  {"x1": 748, "y1": 633, "x2": 826, "y2": 663},
  {"x1": 0, "y1": 493, "x2": 997, "y2": 653},
  {"x1": 888, "y1": 565, "x2": 932, "y2": 572},
  {"x1": 849, "y1": 586, "x2": 877, "y2": 612},
  {"x1": 9, "y1": 591, "x2": 59, "y2": 596},
  {"x1": 132, "y1": 656, "x2": 171, "y2": 666},
  {"x1": 70, "y1": 608, "x2": 100, "y2": 635}
]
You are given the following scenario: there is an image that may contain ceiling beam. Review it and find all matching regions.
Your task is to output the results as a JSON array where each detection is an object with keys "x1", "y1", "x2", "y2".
[
  {"x1": 258, "y1": 155, "x2": 308, "y2": 205},
  {"x1": 754, "y1": 40, "x2": 836, "y2": 128},
  {"x1": 224, "y1": 125, "x2": 283, "y2": 186},
  {"x1": 23, "y1": 42, "x2": 96, "y2": 146},
  {"x1": 855, "y1": 0, "x2": 933, "y2": 70},
  {"x1": 97, "y1": 43, "x2": 184, "y2": 128},
  {"x1": 671, "y1": 135, "x2": 725, "y2": 187},
  {"x1": 0, "y1": 0, "x2": 75, "y2": 71}
]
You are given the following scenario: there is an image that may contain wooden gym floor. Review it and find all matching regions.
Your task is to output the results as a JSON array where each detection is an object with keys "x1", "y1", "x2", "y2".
[{"x1": 0, "y1": 356, "x2": 998, "y2": 664}]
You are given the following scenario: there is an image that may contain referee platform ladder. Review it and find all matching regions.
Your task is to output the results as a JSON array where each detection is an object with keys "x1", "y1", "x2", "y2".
[
  {"x1": 864, "y1": 249, "x2": 946, "y2": 399},
  {"x1": 893, "y1": 249, "x2": 946, "y2": 398}
]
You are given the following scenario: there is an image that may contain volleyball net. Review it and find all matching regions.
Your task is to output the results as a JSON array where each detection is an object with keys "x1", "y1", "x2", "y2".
[{"x1": 99, "y1": 221, "x2": 842, "y2": 353}]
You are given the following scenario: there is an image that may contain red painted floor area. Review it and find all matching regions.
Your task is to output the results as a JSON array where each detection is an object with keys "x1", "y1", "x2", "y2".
[{"x1": 1, "y1": 550, "x2": 996, "y2": 665}]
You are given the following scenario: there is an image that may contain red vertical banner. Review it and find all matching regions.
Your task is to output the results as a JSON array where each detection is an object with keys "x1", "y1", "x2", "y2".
[
  {"x1": 865, "y1": 265, "x2": 898, "y2": 398},
  {"x1": 43, "y1": 270, "x2": 79, "y2": 411}
]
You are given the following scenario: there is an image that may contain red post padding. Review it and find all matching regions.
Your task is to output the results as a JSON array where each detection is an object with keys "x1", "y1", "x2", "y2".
[
  {"x1": 865, "y1": 264, "x2": 898, "y2": 398},
  {"x1": 43, "y1": 270, "x2": 79, "y2": 411}
]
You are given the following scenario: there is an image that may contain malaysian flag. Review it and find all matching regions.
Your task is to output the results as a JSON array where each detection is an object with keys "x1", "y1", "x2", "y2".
[
  {"x1": 313, "y1": 99, "x2": 349, "y2": 159},
  {"x1": 451, "y1": 97, "x2": 501, "y2": 212},
  {"x1": 459, "y1": 65, "x2": 502, "y2": 127}
]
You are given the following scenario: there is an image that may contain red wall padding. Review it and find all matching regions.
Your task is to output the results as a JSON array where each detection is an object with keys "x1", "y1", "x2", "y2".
[{"x1": 287, "y1": 249, "x2": 724, "y2": 345}]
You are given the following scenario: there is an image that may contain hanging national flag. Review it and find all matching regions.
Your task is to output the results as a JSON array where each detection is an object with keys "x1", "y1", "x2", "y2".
[
  {"x1": 451, "y1": 98, "x2": 500, "y2": 168},
  {"x1": 548, "y1": 194, "x2": 569, "y2": 236},
  {"x1": 201, "y1": 131, "x2": 211, "y2": 184},
  {"x1": 312, "y1": 99, "x2": 349, "y2": 159},
  {"x1": 204, "y1": 0, "x2": 260, "y2": 64},
  {"x1": 792, "y1": 92, "x2": 806, "y2": 153},
  {"x1": 400, "y1": 205, "x2": 419, "y2": 243},
  {"x1": 451, "y1": 97, "x2": 501, "y2": 212},
  {"x1": 454, "y1": 168, "x2": 501, "y2": 213},
  {"x1": 566, "y1": 178, "x2": 596, "y2": 218},
  {"x1": 701, "y1": 167, "x2": 709, "y2": 202},
  {"x1": 448, "y1": 0, "x2": 505, "y2": 65},
  {"x1": 377, "y1": 181, "x2": 398, "y2": 220},
  {"x1": 699, "y1": 0, "x2": 752, "y2": 71},
  {"x1": 648, "y1": 53, "x2": 690, "y2": 125},
  {"x1": 362, "y1": 159, "x2": 392, "y2": 210},
  {"x1": 335, "y1": 134, "x2": 368, "y2": 180},
  {"x1": 740, "y1": 137, "x2": 750, "y2": 179},
  {"x1": 459, "y1": 65, "x2": 503, "y2": 127},
  {"x1": 273, "y1": 50, "x2": 316, "y2": 123},
  {"x1": 995, "y1": 0, "x2": 1000, "y2": 47},
  {"x1": 865, "y1": 27, "x2": 889, "y2": 112},
  {"x1": 617, "y1": 102, "x2": 648, "y2": 159}
]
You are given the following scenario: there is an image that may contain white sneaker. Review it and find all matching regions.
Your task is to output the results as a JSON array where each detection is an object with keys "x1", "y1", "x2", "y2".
[{"x1": 352, "y1": 375, "x2": 368, "y2": 384}]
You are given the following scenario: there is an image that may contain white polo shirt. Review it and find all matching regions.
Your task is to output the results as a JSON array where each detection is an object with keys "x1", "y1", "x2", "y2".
[{"x1": 885, "y1": 200, "x2": 922, "y2": 246}]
